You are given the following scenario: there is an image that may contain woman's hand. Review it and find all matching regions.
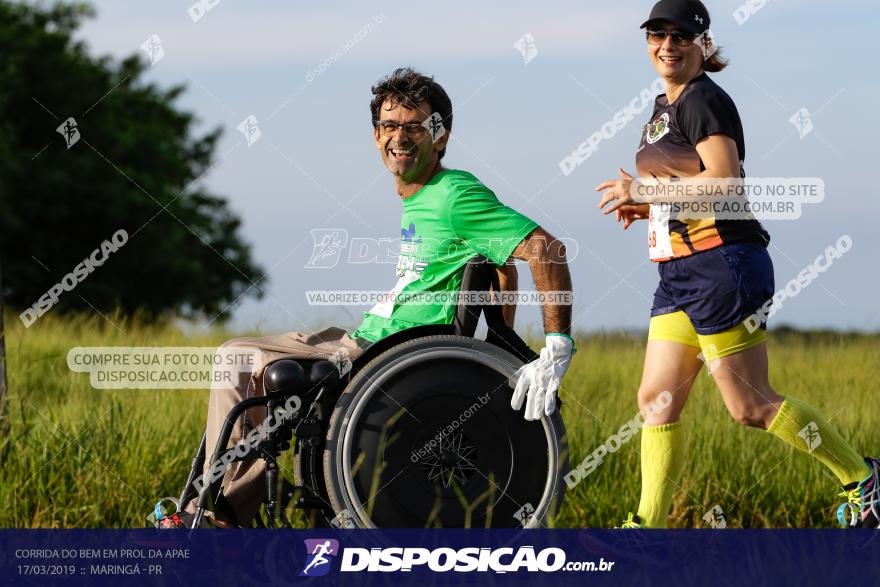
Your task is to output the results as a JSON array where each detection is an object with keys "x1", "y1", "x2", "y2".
[
  {"x1": 596, "y1": 168, "x2": 641, "y2": 215},
  {"x1": 615, "y1": 203, "x2": 650, "y2": 230}
]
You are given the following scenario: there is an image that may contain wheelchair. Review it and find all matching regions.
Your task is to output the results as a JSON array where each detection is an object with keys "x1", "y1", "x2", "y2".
[{"x1": 177, "y1": 256, "x2": 569, "y2": 529}]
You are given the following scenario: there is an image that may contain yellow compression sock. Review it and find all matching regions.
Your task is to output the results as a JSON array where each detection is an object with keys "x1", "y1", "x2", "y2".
[
  {"x1": 637, "y1": 421, "x2": 687, "y2": 528},
  {"x1": 767, "y1": 396, "x2": 869, "y2": 485}
]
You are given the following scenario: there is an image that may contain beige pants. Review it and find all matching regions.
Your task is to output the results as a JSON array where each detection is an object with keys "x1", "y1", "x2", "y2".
[{"x1": 185, "y1": 327, "x2": 364, "y2": 525}]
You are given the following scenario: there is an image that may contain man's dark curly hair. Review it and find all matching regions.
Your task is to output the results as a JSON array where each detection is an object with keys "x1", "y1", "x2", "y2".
[{"x1": 370, "y1": 67, "x2": 453, "y2": 160}]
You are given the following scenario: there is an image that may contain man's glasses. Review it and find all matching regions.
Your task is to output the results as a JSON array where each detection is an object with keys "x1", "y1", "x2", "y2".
[
  {"x1": 373, "y1": 120, "x2": 430, "y2": 138},
  {"x1": 645, "y1": 29, "x2": 699, "y2": 47}
]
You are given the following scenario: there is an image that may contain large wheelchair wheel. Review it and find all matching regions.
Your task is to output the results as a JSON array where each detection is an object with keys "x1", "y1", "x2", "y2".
[{"x1": 323, "y1": 335, "x2": 568, "y2": 528}]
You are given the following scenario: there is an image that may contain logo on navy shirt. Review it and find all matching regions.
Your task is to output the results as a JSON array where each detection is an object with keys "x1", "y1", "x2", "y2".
[{"x1": 645, "y1": 112, "x2": 671, "y2": 144}]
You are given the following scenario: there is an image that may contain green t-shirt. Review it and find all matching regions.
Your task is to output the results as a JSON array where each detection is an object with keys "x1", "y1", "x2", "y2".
[{"x1": 351, "y1": 169, "x2": 538, "y2": 342}]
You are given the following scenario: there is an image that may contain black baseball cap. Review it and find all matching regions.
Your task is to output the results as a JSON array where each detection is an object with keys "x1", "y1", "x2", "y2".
[{"x1": 641, "y1": 0, "x2": 710, "y2": 35}]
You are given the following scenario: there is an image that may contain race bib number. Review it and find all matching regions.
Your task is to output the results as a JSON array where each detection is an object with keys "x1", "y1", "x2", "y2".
[{"x1": 648, "y1": 204, "x2": 673, "y2": 261}]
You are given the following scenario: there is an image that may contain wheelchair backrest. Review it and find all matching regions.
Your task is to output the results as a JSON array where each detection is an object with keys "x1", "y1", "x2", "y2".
[
  {"x1": 454, "y1": 255, "x2": 538, "y2": 363},
  {"x1": 453, "y1": 255, "x2": 505, "y2": 338}
]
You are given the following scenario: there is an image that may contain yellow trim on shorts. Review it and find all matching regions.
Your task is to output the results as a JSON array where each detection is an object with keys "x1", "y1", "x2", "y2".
[{"x1": 648, "y1": 311, "x2": 765, "y2": 361}]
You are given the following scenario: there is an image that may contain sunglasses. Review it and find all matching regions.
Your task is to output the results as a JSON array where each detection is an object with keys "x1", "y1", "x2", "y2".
[{"x1": 645, "y1": 29, "x2": 699, "y2": 47}]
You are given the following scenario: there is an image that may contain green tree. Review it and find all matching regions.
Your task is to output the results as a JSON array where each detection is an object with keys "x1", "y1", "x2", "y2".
[{"x1": 0, "y1": 1, "x2": 264, "y2": 322}]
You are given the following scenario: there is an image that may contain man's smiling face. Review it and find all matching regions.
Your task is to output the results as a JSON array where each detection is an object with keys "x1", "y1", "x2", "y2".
[{"x1": 374, "y1": 98, "x2": 447, "y2": 183}]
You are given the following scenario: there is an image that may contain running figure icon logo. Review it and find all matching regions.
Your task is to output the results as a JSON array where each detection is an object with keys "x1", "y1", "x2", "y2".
[
  {"x1": 798, "y1": 422, "x2": 822, "y2": 452},
  {"x1": 789, "y1": 108, "x2": 813, "y2": 139},
  {"x1": 422, "y1": 112, "x2": 446, "y2": 143},
  {"x1": 237, "y1": 114, "x2": 261, "y2": 146},
  {"x1": 139, "y1": 34, "x2": 164, "y2": 66},
  {"x1": 703, "y1": 504, "x2": 727, "y2": 529},
  {"x1": 513, "y1": 503, "x2": 536, "y2": 527},
  {"x1": 56, "y1": 117, "x2": 80, "y2": 149},
  {"x1": 305, "y1": 228, "x2": 348, "y2": 269},
  {"x1": 299, "y1": 539, "x2": 340, "y2": 576},
  {"x1": 513, "y1": 33, "x2": 538, "y2": 65}
]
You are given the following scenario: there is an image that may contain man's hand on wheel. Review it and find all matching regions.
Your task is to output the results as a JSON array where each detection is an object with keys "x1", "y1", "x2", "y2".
[{"x1": 511, "y1": 334, "x2": 575, "y2": 421}]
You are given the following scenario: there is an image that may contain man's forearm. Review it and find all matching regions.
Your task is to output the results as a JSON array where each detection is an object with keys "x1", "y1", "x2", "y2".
[
  {"x1": 511, "y1": 227, "x2": 572, "y2": 335},
  {"x1": 529, "y1": 252, "x2": 572, "y2": 335}
]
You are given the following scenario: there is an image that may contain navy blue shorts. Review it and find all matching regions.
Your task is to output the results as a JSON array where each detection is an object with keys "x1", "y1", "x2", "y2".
[{"x1": 651, "y1": 242, "x2": 775, "y2": 335}]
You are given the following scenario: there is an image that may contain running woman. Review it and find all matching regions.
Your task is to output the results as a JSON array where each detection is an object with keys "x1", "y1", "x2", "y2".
[{"x1": 595, "y1": 0, "x2": 878, "y2": 528}]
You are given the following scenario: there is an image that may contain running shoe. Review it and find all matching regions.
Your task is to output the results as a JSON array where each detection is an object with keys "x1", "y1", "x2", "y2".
[
  {"x1": 836, "y1": 457, "x2": 879, "y2": 529},
  {"x1": 618, "y1": 512, "x2": 643, "y2": 528}
]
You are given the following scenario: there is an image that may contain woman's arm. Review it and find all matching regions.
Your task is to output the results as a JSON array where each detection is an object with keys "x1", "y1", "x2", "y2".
[
  {"x1": 694, "y1": 133, "x2": 740, "y2": 178},
  {"x1": 596, "y1": 133, "x2": 740, "y2": 218}
]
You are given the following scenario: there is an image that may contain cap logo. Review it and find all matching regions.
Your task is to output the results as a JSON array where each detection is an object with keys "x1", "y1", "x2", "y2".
[{"x1": 694, "y1": 14, "x2": 704, "y2": 24}]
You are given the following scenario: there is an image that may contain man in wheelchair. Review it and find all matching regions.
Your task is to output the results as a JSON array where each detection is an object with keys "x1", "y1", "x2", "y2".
[{"x1": 174, "y1": 67, "x2": 574, "y2": 529}]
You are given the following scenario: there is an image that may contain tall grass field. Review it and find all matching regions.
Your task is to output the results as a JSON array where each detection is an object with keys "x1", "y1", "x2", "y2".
[{"x1": 2, "y1": 313, "x2": 877, "y2": 528}]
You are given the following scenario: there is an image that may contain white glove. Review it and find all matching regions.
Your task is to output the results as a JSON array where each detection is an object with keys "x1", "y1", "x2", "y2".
[{"x1": 510, "y1": 334, "x2": 575, "y2": 421}]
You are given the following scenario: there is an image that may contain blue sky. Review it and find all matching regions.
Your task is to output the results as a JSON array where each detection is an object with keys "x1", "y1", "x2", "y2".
[{"x1": 66, "y1": 0, "x2": 879, "y2": 334}]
